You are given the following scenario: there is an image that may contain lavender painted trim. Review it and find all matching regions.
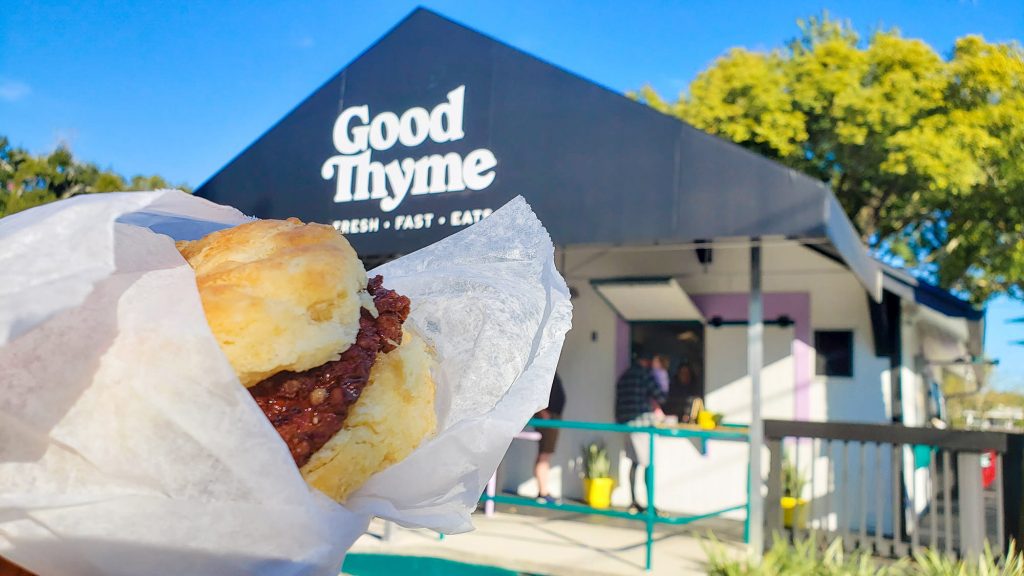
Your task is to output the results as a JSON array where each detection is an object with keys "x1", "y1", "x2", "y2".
[
  {"x1": 616, "y1": 316, "x2": 630, "y2": 378},
  {"x1": 690, "y1": 293, "x2": 812, "y2": 421}
]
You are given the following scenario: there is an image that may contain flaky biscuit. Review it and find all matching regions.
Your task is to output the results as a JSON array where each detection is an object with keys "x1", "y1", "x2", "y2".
[
  {"x1": 300, "y1": 329, "x2": 437, "y2": 501},
  {"x1": 176, "y1": 218, "x2": 366, "y2": 387}
]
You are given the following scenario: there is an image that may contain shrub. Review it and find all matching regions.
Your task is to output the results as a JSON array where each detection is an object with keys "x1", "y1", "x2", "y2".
[
  {"x1": 703, "y1": 537, "x2": 1024, "y2": 576},
  {"x1": 704, "y1": 536, "x2": 906, "y2": 575},
  {"x1": 910, "y1": 540, "x2": 1023, "y2": 576}
]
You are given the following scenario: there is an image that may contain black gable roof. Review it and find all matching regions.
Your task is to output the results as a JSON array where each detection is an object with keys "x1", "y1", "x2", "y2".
[{"x1": 197, "y1": 8, "x2": 880, "y2": 297}]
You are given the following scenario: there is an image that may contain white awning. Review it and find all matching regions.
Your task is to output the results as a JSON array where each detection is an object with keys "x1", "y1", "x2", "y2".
[{"x1": 592, "y1": 277, "x2": 704, "y2": 321}]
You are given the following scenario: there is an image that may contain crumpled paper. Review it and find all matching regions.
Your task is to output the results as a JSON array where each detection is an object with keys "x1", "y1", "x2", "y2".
[{"x1": 0, "y1": 191, "x2": 572, "y2": 576}]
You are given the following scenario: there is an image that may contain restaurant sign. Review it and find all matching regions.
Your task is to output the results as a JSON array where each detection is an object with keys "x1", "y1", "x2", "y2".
[{"x1": 322, "y1": 86, "x2": 498, "y2": 214}]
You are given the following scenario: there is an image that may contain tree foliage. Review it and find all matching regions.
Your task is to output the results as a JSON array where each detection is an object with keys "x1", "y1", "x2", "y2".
[
  {"x1": 634, "y1": 14, "x2": 1024, "y2": 304},
  {"x1": 0, "y1": 135, "x2": 190, "y2": 219}
]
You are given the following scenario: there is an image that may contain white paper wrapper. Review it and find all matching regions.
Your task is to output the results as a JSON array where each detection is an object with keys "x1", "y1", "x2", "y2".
[{"x1": 0, "y1": 191, "x2": 572, "y2": 576}]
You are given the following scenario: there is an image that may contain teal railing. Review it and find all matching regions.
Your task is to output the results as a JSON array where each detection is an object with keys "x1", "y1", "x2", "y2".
[{"x1": 480, "y1": 418, "x2": 751, "y2": 571}]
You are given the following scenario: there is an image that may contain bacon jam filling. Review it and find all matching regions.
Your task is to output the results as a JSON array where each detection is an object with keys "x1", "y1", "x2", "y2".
[{"x1": 248, "y1": 275, "x2": 410, "y2": 467}]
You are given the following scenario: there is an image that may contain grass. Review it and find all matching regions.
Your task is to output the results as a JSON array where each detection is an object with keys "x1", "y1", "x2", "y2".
[{"x1": 703, "y1": 536, "x2": 1023, "y2": 576}]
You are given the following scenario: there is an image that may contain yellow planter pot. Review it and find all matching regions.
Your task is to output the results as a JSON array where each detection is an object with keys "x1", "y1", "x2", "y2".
[
  {"x1": 781, "y1": 496, "x2": 809, "y2": 529},
  {"x1": 583, "y1": 478, "x2": 615, "y2": 509}
]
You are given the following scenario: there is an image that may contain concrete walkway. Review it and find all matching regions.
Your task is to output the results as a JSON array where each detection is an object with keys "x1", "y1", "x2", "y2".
[{"x1": 349, "y1": 505, "x2": 747, "y2": 575}]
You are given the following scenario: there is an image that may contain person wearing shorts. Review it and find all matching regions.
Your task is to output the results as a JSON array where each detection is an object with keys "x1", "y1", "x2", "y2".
[
  {"x1": 534, "y1": 374, "x2": 566, "y2": 504},
  {"x1": 615, "y1": 352, "x2": 666, "y2": 512}
]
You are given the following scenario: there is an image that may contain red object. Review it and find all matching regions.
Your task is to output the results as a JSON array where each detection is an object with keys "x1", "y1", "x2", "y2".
[{"x1": 982, "y1": 450, "x2": 997, "y2": 489}]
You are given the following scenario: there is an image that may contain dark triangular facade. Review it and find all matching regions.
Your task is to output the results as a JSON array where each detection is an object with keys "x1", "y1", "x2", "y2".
[{"x1": 196, "y1": 8, "x2": 877, "y2": 291}]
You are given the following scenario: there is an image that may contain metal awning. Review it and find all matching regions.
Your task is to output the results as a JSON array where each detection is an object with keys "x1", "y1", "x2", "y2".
[{"x1": 591, "y1": 278, "x2": 704, "y2": 321}]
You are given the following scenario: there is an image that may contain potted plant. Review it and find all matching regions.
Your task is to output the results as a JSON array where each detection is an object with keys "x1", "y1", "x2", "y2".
[
  {"x1": 781, "y1": 454, "x2": 809, "y2": 529},
  {"x1": 581, "y1": 442, "x2": 614, "y2": 509},
  {"x1": 692, "y1": 398, "x2": 723, "y2": 430},
  {"x1": 696, "y1": 409, "x2": 723, "y2": 430}
]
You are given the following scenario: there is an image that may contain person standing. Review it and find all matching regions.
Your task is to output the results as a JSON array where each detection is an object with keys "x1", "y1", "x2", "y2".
[
  {"x1": 651, "y1": 354, "x2": 670, "y2": 396},
  {"x1": 673, "y1": 363, "x2": 700, "y2": 423},
  {"x1": 534, "y1": 373, "x2": 566, "y2": 504},
  {"x1": 615, "y1": 352, "x2": 667, "y2": 513}
]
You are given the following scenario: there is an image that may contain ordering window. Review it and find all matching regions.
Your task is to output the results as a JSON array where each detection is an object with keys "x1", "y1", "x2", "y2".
[
  {"x1": 815, "y1": 330, "x2": 854, "y2": 377},
  {"x1": 630, "y1": 321, "x2": 705, "y2": 421}
]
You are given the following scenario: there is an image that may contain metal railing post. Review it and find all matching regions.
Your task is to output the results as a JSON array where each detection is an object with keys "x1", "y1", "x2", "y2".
[
  {"x1": 747, "y1": 243, "x2": 765, "y2": 559},
  {"x1": 1004, "y1": 434, "x2": 1023, "y2": 553},
  {"x1": 645, "y1": 429, "x2": 656, "y2": 571},
  {"x1": 891, "y1": 443, "x2": 905, "y2": 557},
  {"x1": 942, "y1": 450, "x2": 953, "y2": 555},
  {"x1": 927, "y1": 449, "x2": 938, "y2": 550},
  {"x1": 958, "y1": 451, "x2": 985, "y2": 559},
  {"x1": 743, "y1": 459, "x2": 751, "y2": 544},
  {"x1": 765, "y1": 438, "x2": 784, "y2": 545}
]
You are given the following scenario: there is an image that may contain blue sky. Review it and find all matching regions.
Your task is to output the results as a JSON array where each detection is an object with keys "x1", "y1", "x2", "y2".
[{"x1": 2, "y1": 1, "x2": 1022, "y2": 387}]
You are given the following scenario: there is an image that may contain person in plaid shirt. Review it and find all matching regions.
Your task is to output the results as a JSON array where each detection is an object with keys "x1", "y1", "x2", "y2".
[{"x1": 615, "y1": 351, "x2": 667, "y2": 513}]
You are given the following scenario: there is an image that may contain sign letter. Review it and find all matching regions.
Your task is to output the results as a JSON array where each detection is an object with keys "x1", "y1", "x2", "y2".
[
  {"x1": 332, "y1": 105, "x2": 369, "y2": 154},
  {"x1": 462, "y1": 148, "x2": 497, "y2": 190},
  {"x1": 430, "y1": 85, "x2": 466, "y2": 143}
]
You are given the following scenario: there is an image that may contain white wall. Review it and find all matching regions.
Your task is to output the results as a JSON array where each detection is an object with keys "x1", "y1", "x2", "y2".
[
  {"x1": 500, "y1": 279, "x2": 623, "y2": 501},
  {"x1": 723, "y1": 245, "x2": 893, "y2": 530},
  {"x1": 705, "y1": 326, "x2": 795, "y2": 421},
  {"x1": 638, "y1": 325, "x2": 793, "y2": 517},
  {"x1": 500, "y1": 241, "x2": 896, "y2": 519},
  {"x1": 566, "y1": 241, "x2": 892, "y2": 425},
  {"x1": 802, "y1": 271, "x2": 890, "y2": 425}
]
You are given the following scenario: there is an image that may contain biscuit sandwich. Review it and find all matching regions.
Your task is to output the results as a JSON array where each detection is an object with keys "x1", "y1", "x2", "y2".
[{"x1": 176, "y1": 217, "x2": 436, "y2": 502}]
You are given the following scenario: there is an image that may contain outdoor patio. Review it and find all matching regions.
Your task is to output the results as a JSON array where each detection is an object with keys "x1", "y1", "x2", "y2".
[{"x1": 349, "y1": 505, "x2": 747, "y2": 576}]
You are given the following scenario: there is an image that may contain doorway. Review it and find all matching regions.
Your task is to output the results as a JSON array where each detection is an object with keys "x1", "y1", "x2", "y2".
[{"x1": 630, "y1": 321, "x2": 704, "y2": 421}]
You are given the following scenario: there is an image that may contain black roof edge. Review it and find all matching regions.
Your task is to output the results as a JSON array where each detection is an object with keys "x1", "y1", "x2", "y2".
[
  {"x1": 197, "y1": 6, "x2": 834, "y2": 201},
  {"x1": 882, "y1": 267, "x2": 984, "y2": 320},
  {"x1": 914, "y1": 279, "x2": 985, "y2": 321},
  {"x1": 415, "y1": 7, "x2": 835, "y2": 195}
]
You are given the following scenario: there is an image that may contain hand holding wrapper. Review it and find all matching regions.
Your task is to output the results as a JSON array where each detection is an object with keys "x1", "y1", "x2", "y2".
[{"x1": 0, "y1": 191, "x2": 572, "y2": 575}]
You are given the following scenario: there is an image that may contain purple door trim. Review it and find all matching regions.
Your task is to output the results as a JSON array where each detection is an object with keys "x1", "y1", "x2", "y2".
[
  {"x1": 688, "y1": 293, "x2": 811, "y2": 421},
  {"x1": 613, "y1": 292, "x2": 811, "y2": 420}
]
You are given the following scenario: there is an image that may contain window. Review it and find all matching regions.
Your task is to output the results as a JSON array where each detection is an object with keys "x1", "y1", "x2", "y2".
[{"x1": 815, "y1": 330, "x2": 853, "y2": 377}]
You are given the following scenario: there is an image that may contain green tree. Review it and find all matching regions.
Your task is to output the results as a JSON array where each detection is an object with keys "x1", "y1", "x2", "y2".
[
  {"x1": 633, "y1": 14, "x2": 1024, "y2": 304},
  {"x1": 0, "y1": 135, "x2": 190, "y2": 219}
]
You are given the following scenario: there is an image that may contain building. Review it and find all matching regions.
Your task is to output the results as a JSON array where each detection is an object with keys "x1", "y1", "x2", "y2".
[
  {"x1": 964, "y1": 407, "x2": 1024, "y2": 431},
  {"x1": 196, "y1": 9, "x2": 985, "y2": 520}
]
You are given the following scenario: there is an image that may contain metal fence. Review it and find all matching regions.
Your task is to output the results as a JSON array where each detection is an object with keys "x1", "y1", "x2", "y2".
[
  {"x1": 481, "y1": 418, "x2": 750, "y2": 571},
  {"x1": 764, "y1": 419, "x2": 1023, "y2": 559}
]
